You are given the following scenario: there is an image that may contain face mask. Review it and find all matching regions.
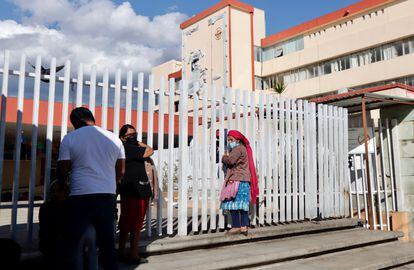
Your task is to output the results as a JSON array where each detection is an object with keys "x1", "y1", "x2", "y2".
[
  {"x1": 228, "y1": 141, "x2": 239, "y2": 149},
  {"x1": 125, "y1": 134, "x2": 137, "y2": 144}
]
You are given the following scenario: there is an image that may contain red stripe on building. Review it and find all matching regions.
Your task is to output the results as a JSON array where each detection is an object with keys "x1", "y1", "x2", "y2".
[
  {"x1": 1, "y1": 98, "x2": 194, "y2": 136},
  {"x1": 168, "y1": 69, "x2": 182, "y2": 80}
]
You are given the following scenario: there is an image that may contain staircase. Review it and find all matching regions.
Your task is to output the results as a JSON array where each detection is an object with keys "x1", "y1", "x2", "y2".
[{"x1": 132, "y1": 219, "x2": 414, "y2": 270}]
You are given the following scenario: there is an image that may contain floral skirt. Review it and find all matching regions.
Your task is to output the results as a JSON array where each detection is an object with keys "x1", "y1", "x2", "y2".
[{"x1": 220, "y1": 181, "x2": 250, "y2": 212}]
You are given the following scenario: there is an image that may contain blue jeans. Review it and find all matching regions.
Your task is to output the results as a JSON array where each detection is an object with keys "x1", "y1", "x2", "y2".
[
  {"x1": 63, "y1": 194, "x2": 117, "y2": 270},
  {"x1": 230, "y1": 210, "x2": 249, "y2": 228}
]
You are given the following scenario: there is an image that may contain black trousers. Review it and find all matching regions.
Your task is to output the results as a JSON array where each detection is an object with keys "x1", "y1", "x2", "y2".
[{"x1": 63, "y1": 194, "x2": 117, "y2": 270}]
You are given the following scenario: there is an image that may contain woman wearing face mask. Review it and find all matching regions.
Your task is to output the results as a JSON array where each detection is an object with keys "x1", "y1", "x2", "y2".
[
  {"x1": 118, "y1": 124, "x2": 154, "y2": 264},
  {"x1": 220, "y1": 130, "x2": 258, "y2": 236}
]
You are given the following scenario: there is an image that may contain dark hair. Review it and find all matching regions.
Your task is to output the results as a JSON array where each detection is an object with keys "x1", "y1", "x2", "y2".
[
  {"x1": 70, "y1": 107, "x2": 95, "y2": 129},
  {"x1": 119, "y1": 124, "x2": 136, "y2": 139}
]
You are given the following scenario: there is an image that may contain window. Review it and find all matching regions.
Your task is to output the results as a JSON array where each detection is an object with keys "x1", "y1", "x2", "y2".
[
  {"x1": 306, "y1": 66, "x2": 315, "y2": 79},
  {"x1": 254, "y1": 46, "x2": 262, "y2": 62},
  {"x1": 403, "y1": 40, "x2": 410, "y2": 55},
  {"x1": 359, "y1": 50, "x2": 372, "y2": 66},
  {"x1": 314, "y1": 65, "x2": 322, "y2": 77},
  {"x1": 262, "y1": 47, "x2": 274, "y2": 62},
  {"x1": 349, "y1": 54, "x2": 359, "y2": 69},
  {"x1": 331, "y1": 60, "x2": 340, "y2": 73},
  {"x1": 260, "y1": 36, "x2": 304, "y2": 62},
  {"x1": 274, "y1": 47, "x2": 283, "y2": 58},
  {"x1": 262, "y1": 36, "x2": 414, "y2": 89},
  {"x1": 372, "y1": 47, "x2": 382, "y2": 63},
  {"x1": 322, "y1": 62, "x2": 332, "y2": 75},
  {"x1": 255, "y1": 76, "x2": 264, "y2": 90},
  {"x1": 382, "y1": 44, "x2": 395, "y2": 61},
  {"x1": 395, "y1": 42, "x2": 404, "y2": 57},
  {"x1": 410, "y1": 38, "x2": 414, "y2": 54}
]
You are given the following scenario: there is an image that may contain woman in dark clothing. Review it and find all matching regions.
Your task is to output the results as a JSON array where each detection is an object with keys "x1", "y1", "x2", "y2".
[{"x1": 118, "y1": 124, "x2": 154, "y2": 264}]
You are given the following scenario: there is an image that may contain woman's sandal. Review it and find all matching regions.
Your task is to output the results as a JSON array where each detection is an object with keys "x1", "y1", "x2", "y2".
[
  {"x1": 240, "y1": 227, "x2": 249, "y2": 236},
  {"x1": 240, "y1": 230, "x2": 248, "y2": 236},
  {"x1": 225, "y1": 228, "x2": 241, "y2": 235}
]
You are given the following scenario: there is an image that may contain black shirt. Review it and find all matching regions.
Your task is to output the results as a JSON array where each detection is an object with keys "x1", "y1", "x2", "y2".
[{"x1": 119, "y1": 143, "x2": 152, "y2": 198}]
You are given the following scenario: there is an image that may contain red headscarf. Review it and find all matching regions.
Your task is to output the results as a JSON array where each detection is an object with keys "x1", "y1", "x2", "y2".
[{"x1": 227, "y1": 130, "x2": 259, "y2": 204}]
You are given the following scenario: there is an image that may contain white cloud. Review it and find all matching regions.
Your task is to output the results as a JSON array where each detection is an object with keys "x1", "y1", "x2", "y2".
[{"x1": 0, "y1": 0, "x2": 186, "y2": 74}]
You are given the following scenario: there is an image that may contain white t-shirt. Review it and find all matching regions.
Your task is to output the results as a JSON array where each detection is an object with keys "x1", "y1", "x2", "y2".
[{"x1": 58, "y1": 126, "x2": 125, "y2": 196}]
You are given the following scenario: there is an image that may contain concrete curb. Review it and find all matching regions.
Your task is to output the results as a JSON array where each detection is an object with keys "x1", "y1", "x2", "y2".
[
  {"x1": 139, "y1": 229, "x2": 403, "y2": 270},
  {"x1": 140, "y1": 218, "x2": 363, "y2": 255}
]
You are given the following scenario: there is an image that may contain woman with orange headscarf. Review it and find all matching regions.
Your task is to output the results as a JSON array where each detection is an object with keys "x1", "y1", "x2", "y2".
[{"x1": 220, "y1": 130, "x2": 258, "y2": 236}]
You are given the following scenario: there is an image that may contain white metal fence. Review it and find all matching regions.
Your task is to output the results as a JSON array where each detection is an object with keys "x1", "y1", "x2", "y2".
[{"x1": 0, "y1": 51, "x2": 349, "y2": 243}]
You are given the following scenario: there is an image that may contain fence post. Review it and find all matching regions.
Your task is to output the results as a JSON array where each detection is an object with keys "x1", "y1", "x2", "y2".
[
  {"x1": 192, "y1": 86, "x2": 200, "y2": 232},
  {"x1": 61, "y1": 60, "x2": 71, "y2": 140},
  {"x1": 249, "y1": 91, "x2": 257, "y2": 225},
  {"x1": 0, "y1": 50, "x2": 10, "y2": 204},
  {"x1": 390, "y1": 119, "x2": 404, "y2": 212},
  {"x1": 210, "y1": 85, "x2": 217, "y2": 230},
  {"x1": 258, "y1": 91, "x2": 265, "y2": 225},
  {"x1": 27, "y1": 55, "x2": 42, "y2": 244},
  {"x1": 113, "y1": 69, "x2": 121, "y2": 137},
  {"x1": 43, "y1": 58, "x2": 57, "y2": 200},
  {"x1": 265, "y1": 95, "x2": 272, "y2": 224},
  {"x1": 298, "y1": 100, "x2": 304, "y2": 220},
  {"x1": 89, "y1": 65, "x2": 97, "y2": 115},
  {"x1": 178, "y1": 80, "x2": 189, "y2": 236},
  {"x1": 11, "y1": 54, "x2": 26, "y2": 240},
  {"x1": 292, "y1": 99, "x2": 298, "y2": 221},
  {"x1": 146, "y1": 75, "x2": 155, "y2": 237},
  {"x1": 157, "y1": 78, "x2": 165, "y2": 236},
  {"x1": 76, "y1": 63, "x2": 83, "y2": 107},
  {"x1": 279, "y1": 96, "x2": 286, "y2": 222},
  {"x1": 136, "y1": 73, "x2": 144, "y2": 141},
  {"x1": 309, "y1": 102, "x2": 318, "y2": 219},
  {"x1": 125, "y1": 71, "x2": 133, "y2": 125},
  {"x1": 201, "y1": 84, "x2": 209, "y2": 231},
  {"x1": 343, "y1": 109, "x2": 350, "y2": 217},
  {"x1": 317, "y1": 104, "x2": 324, "y2": 219},
  {"x1": 167, "y1": 78, "x2": 175, "y2": 235},
  {"x1": 101, "y1": 68, "x2": 109, "y2": 130}
]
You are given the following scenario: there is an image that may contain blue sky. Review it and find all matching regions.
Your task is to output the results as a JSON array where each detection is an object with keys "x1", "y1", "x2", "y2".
[
  {"x1": 0, "y1": 0, "x2": 361, "y2": 106},
  {"x1": 0, "y1": 0, "x2": 362, "y2": 76},
  {"x1": 1, "y1": 0, "x2": 361, "y2": 36}
]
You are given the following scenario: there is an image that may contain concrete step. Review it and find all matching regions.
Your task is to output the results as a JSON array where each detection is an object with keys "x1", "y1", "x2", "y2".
[
  {"x1": 139, "y1": 218, "x2": 362, "y2": 256},
  {"x1": 136, "y1": 228, "x2": 402, "y2": 270},
  {"x1": 255, "y1": 241, "x2": 414, "y2": 270},
  {"x1": 393, "y1": 263, "x2": 414, "y2": 269}
]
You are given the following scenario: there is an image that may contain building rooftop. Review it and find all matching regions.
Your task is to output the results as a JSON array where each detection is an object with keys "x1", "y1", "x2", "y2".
[
  {"x1": 261, "y1": 0, "x2": 397, "y2": 47},
  {"x1": 180, "y1": 0, "x2": 254, "y2": 30}
]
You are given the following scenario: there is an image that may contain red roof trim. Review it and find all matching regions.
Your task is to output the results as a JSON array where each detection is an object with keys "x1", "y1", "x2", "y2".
[
  {"x1": 180, "y1": 0, "x2": 254, "y2": 30},
  {"x1": 310, "y1": 83, "x2": 414, "y2": 104},
  {"x1": 168, "y1": 69, "x2": 182, "y2": 80},
  {"x1": 261, "y1": 0, "x2": 396, "y2": 47}
]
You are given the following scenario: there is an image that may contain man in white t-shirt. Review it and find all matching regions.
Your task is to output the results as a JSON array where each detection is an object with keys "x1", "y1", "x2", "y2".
[{"x1": 57, "y1": 107, "x2": 125, "y2": 270}]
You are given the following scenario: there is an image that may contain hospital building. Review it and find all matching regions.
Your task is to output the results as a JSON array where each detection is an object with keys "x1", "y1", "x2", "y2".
[{"x1": 152, "y1": 0, "x2": 414, "y2": 100}]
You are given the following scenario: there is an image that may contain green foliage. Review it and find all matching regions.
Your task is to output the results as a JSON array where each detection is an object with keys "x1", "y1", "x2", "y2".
[{"x1": 273, "y1": 82, "x2": 286, "y2": 95}]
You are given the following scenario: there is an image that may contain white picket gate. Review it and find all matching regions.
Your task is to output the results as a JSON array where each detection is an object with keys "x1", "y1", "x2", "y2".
[{"x1": 0, "y1": 51, "x2": 349, "y2": 243}]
